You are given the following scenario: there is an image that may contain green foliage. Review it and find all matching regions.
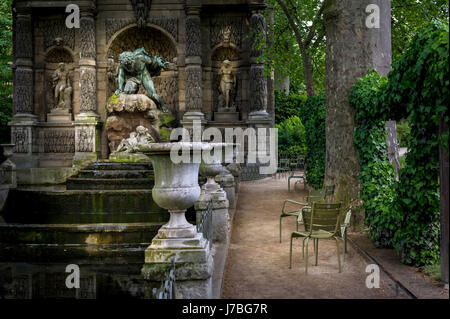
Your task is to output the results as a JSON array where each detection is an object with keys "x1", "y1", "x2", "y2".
[
  {"x1": 0, "y1": 0, "x2": 13, "y2": 143},
  {"x1": 298, "y1": 93, "x2": 326, "y2": 190},
  {"x1": 274, "y1": 89, "x2": 306, "y2": 124},
  {"x1": 276, "y1": 116, "x2": 306, "y2": 159},
  {"x1": 351, "y1": 71, "x2": 400, "y2": 247},
  {"x1": 396, "y1": 119, "x2": 411, "y2": 148},
  {"x1": 381, "y1": 21, "x2": 448, "y2": 266},
  {"x1": 391, "y1": 0, "x2": 449, "y2": 59},
  {"x1": 260, "y1": 0, "x2": 325, "y2": 94},
  {"x1": 352, "y1": 22, "x2": 449, "y2": 267}
]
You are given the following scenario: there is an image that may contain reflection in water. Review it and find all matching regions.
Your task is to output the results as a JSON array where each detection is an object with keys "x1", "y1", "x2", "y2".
[{"x1": 0, "y1": 262, "x2": 151, "y2": 299}]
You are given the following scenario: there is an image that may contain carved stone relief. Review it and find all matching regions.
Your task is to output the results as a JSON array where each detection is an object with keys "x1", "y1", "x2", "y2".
[
  {"x1": 15, "y1": 15, "x2": 33, "y2": 59},
  {"x1": 210, "y1": 17, "x2": 244, "y2": 49},
  {"x1": 14, "y1": 67, "x2": 34, "y2": 114},
  {"x1": 79, "y1": 68, "x2": 97, "y2": 112},
  {"x1": 43, "y1": 130, "x2": 75, "y2": 153},
  {"x1": 76, "y1": 126, "x2": 94, "y2": 153},
  {"x1": 130, "y1": 0, "x2": 152, "y2": 28},
  {"x1": 211, "y1": 47, "x2": 240, "y2": 62},
  {"x1": 80, "y1": 16, "x2": 96, "y2": 60},
  {"x1": 249, "y1": 65, "x2": 267, "y2": 112},
  {"x1": 38, "y1": 19, "x2": 75, "y2": 51},
  {"x1": 152, "y1": 76, "x2": 178, "y2": 114},
  {"x1": 186, "y1": 66, "x2": 202, "y2": 111},
  {"x1": 105, "y1": 17, "x2": 179, "y2": 43},
  {"x1": 12, "y1": 127, "x2": 28, "y2": 153},
  {"x1": 186, "y1": 15, "x2": 201, "y2": 57},
  {"x1": 250, "y1": 13, "x2": 266, "y2": 58}
]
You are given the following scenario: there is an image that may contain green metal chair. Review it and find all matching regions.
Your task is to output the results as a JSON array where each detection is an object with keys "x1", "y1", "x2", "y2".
[
  {"x1": 289, "y1": 202, "x2": 343, "y2": 274},
  {"x1": 277, "y1": 158, "x2": 290, "y2": 179},
  {"x1": 279, "y1": 199, "x2": 308, "y2": 242},
  {"x1": 339, "y1": 209, "x2": 352, "y2": 261}
]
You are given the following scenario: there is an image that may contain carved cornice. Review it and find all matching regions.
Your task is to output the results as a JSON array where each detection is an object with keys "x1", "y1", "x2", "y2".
[{"x1": 106, "y1": 17, "x2": 179, "y2": 43}]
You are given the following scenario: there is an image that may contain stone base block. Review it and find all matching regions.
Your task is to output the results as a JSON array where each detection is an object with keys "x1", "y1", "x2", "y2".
[
  {"x1": 72, "y1": 152, "x2": 98, "y2": 168},
  {"x1": 214, "y1": 112, "x2": 239, "y2": 122},
  {"x1": 47, "y1": 110, "x2": 72, "y2": 123},
  {"x1": 108, "y1": 152, "x2": 150, "y2": 163}
]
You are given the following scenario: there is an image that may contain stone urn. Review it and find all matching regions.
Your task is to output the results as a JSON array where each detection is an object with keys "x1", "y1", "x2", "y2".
[
  {"x1": 199, "y1": 142, "x2": 233, "y2": 194},
  {"x1": 139, "y1": 142, "x2": 213, "y2": 262}
]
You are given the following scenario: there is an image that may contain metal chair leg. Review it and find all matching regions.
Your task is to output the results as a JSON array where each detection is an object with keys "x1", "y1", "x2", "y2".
[
  {"x1": 315, "y1": 239, "x2": 319, "y2": 266},
  {"x1": 289, "y1": 235, "x2": 293, "y2": 269},
  {"x1": 305, "y1": 237, "x2": 310, "y2": 275},
  {"x1": 279, "y1": 216, "x2": 282, "y2": 243},
  {"x1": 335, "y1": 238, "x2": 342, "y2": 273}
]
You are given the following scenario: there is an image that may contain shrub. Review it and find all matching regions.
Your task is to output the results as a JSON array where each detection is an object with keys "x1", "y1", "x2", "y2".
[
  {"x1": 276, "y1": 116, "x2": 306, "y2": 159},
  {"x1": 299, "y1": 93, "x2": 326, "y2": 190},
  {"x1": 274, "y1": 89, "x2": 307, "y2": 125}
]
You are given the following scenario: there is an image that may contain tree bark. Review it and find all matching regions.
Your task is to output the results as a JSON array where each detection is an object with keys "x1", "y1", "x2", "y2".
[
  {"x1": 301, "y1": 51, "x2": 315, "y2": 97},
  {"x1": 439, "y1": 118, "x2": 449, "y2": 288}
]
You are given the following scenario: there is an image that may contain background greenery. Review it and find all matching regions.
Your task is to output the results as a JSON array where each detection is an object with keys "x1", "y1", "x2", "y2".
[{"x1": 0, "y1": 0, "x2": 13, "y2": 144}]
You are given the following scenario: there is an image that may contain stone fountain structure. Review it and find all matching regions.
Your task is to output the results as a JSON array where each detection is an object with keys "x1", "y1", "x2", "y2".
[{"x1": 1, "y1": 0, "x2": 270, "y2": 298}]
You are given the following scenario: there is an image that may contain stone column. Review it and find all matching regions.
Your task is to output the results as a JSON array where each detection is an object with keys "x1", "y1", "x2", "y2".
[
  {"x1": 181, "y1": 6, "x2": 206, "y2": 130},
  {"x1": 248, "y1": 6, "x2": 270, "y2": 122},
  {"x1": 9, "y1": 8, "x2": 39, "y2": 169},
  {"x1": 73, "y1": 9, "x2": 101, "y2": 167}
]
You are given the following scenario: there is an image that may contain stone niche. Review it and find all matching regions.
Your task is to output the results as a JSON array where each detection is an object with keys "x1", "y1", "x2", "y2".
[
  {"x1": 105, "y1": 26, "x2": 179, "y2": 153},
  {"x1": 211, "y1": 46, "x2": 241, "y2": 122},
  {"x1": 44, "y1": 47, "x2": 75, "y2": 123}
]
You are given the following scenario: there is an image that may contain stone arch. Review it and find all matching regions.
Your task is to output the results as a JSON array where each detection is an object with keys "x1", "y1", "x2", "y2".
[{"x1": 106, "y1": 24, "x2": 178, "y2": 62}]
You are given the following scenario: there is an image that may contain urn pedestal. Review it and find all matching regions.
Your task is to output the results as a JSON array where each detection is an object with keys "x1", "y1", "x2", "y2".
[{"x1": 140, "y1": 142, "x2": 214, "y2": 299}]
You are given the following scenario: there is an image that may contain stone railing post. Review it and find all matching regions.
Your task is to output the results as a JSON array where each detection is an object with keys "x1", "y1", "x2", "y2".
[
  {"x1": 215, "y1": 171, "x2": 236, "y2": 209},
  {"x1": 73, "y1": 9, "x2": 101, "y2": 167},
  {"x1": 9, "y1": 8, "x2": 39, "y2": 168},
  {"x1": 181, "y1": 5, "x2": 206, "y2": 131}
]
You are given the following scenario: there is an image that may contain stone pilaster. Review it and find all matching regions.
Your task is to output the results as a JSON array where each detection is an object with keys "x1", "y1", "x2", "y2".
[
  {"x1": 181, "y1": 6, "x2": 206, "y2": 130},
  {"x1": 248, "y1": 7, "x2": 270, "y2": 121},
  {"x1": 73, "y1": 10, "x2": 100, "y2": 167},
  {"x1": 9, "y1": 8, "x2": 39, "y2": 169}
]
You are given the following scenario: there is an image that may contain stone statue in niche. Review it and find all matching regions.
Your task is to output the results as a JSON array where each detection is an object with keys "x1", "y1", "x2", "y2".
[
  {"x1": 115, "y1": 47, "x2": 170, "y2": 113},
  {"x1": 106, "y1": 48, "x2": 177, "y2": 157},
  {"x1": 219, "y1": 60, "x2": 236, "y2": 111},
  {"x1": 52, "y1": 63, "x2": 72, "y2": 111}
]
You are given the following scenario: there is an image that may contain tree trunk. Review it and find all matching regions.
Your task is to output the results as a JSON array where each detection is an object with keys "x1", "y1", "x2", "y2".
[
  {"x1": 302, "y1": 51, "x2": 315, "y2": 97},
  {"x1": 323, "y1": 0, "x2": 392, "y2": 228}
]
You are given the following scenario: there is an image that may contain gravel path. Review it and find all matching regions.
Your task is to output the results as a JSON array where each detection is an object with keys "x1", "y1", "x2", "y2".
[{"x1": 221, "y1": 176, "x2": 408, "y2": 299}]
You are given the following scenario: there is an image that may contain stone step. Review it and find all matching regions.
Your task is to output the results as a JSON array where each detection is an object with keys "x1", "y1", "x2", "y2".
[
  {"x1": 66, "y1": 177, "x2": 154, "y2": 190},
  {"x1": 77, "y1": 169, "x2": 153, "y2": 179},
  {"x1": 86, "y1": 162, "x2": 152, "y2": 171},
  {"x1": 0, "y1": 243, "x2": 149, "y2": 263},
  {"x1": 3, "y1": 189, "x2": 163, "y2": 218},
  {"x1": 0, "y1": 222, "x2": 163, "y2": 245}
]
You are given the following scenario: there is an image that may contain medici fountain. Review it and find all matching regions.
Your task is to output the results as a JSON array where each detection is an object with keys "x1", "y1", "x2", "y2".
[{"x1": 0, "y1": 0, "x2": 274, "y2": 299}]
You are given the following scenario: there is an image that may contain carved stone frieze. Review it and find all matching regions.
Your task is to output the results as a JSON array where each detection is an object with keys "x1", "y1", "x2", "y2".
[
  {"x1": 43, "y1": 130, "x2": 75, "y2": 153},
  {"x1": 76, "y1": 126, "x2": 94, "y2": 153},
  {"x1": 211, "y1": 47, "x2": 240, "y2": 62},
  {"x1": 12, "y1": 127, "x2": 28, "y2": 153}
]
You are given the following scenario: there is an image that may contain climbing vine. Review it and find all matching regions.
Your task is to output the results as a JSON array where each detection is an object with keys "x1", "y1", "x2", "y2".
[
  {"x1": 299, "y1": 93, "x2": 326, "y2": 190},
  {"x1": 351, "y1": 22, "x2": 449, "y2": 266}
]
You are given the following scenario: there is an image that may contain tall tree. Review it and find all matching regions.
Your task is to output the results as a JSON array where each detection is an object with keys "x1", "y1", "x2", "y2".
[
  {"x1": 323, "y1": 0, "x2": 393, "y2": 222},
  {"x1": 262, "y1": 0, "x2": 326, "y2": 96}
]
